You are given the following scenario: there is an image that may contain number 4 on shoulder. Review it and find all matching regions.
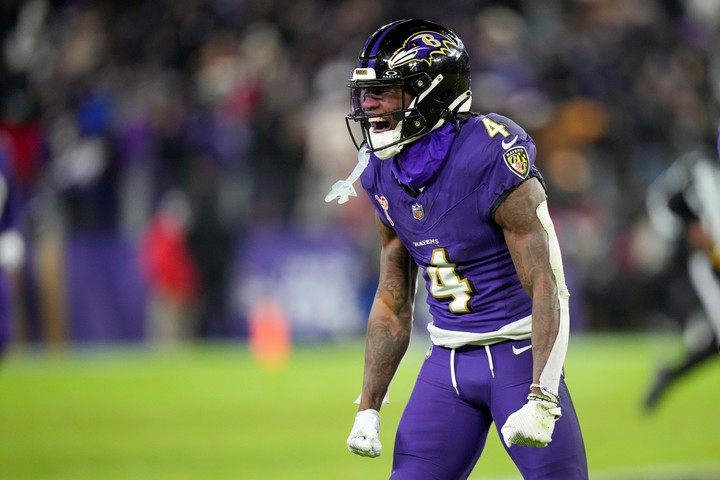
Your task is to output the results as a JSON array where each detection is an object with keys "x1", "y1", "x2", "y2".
[{"x1": 481, "y1": 116, "x2": 511, "y2": 139}]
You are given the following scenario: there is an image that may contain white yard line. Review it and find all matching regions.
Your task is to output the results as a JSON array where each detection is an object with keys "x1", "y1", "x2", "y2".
[{"x1": 472, "y1": 462, "x2": 720, "y2": 480}]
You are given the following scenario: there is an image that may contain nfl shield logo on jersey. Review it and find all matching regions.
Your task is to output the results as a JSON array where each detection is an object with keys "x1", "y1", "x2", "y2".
[{"x1": 412, "y1": 203, "x2": 425, "y2": 220}]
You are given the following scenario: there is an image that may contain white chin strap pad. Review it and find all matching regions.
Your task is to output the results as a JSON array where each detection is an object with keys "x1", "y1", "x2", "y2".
[{"x1": 369, "y1": 122, "x2": 404, "y2": 160}]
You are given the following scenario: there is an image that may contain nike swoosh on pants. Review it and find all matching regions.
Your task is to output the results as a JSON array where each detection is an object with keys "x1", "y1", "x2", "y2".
[{"x1": 512, "y1": 344, "x2": 532, "y2": 355}]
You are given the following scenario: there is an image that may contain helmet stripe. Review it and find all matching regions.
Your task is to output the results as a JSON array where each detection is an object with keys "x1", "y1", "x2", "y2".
[{"x1": 359, "y1": 19, "x2": 409, "y2": 68}]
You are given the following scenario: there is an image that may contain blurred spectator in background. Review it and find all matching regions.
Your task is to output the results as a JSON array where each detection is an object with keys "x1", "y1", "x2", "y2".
[
  {"x1": 140, "y1": 189, "x2": 199, "y2": 346},
  {"x1": 0, "y1": 137, "x2": 26, "y2": 356},
  {"x1": 185, "y1": 157, "x2": 236, "y2": 339},
  {"x1": 0, "y1": 0, "x2": 50, "y2": 346},
  {"x1": 642, "y1": 148, "x2": 720, "y2": 411}
]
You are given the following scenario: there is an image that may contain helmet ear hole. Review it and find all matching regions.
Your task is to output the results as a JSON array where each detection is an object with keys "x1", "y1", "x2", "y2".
[{"x1": 435, "y1": 87, "x2": 454, "y2": 104}]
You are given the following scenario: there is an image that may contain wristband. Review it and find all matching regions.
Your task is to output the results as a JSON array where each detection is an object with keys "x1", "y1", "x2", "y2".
[
  {"x1": 530, "y1": 383, "x2": 560, "y2": 404},
  {"x1": 527, "y1": 393, "x2": 559, "y2": 405}
]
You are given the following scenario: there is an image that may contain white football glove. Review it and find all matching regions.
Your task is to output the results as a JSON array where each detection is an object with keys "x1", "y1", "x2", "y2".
[
  {"x1": 347, "y1": 409, "x2": 382, "y2": 457},
  {"x1": 501, "y1": 398, "x2": 562, "y2": 448}
]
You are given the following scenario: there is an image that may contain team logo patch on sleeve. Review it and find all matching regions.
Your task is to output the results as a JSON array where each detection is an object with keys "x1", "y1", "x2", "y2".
[{"x1": 503, "y1": 146, "x2": 530, "y2": 179}]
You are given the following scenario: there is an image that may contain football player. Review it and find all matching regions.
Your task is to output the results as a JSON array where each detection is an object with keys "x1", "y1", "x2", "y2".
[
  {"x1": 327, "y1": 19, "x2": 588, "y2": 479},
  {"x1": 644, "y1": 148, "x2": 720, "y2": 410}
]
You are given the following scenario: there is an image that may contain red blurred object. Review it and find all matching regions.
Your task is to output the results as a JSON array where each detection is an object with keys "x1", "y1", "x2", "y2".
[
  {"x1": 140, "y1": 212, "x2": 201, "y2": 303},
  {"x1": 0, "y1": 118, "x2": 44, "y2": 190}
]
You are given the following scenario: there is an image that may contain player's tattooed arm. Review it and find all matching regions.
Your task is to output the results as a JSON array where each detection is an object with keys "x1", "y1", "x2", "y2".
[
  {"x1": 493, "y1": 178, "x2": 560, "y2": 388},
  {"x1": 360, "y1": 215, "x2": 417, "y2": 411}
]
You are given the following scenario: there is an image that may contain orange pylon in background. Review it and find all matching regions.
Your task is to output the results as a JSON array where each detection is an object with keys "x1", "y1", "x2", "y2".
[{"x1": 248, "y1": 298, "x2": 291, "y2": 370}]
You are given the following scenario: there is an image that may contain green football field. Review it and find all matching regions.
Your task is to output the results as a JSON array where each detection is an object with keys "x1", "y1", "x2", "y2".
[{"x1": 0, "y1": 334, "x2": 718, "y2": 480}]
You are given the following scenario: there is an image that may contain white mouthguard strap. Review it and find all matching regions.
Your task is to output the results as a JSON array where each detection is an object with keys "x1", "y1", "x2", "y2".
[{"x1": 324, "y1": 144, "x2": 371, "y2": 204}]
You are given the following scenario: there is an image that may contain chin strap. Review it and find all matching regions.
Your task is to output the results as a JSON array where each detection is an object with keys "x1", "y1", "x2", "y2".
[
  {"x1": 325, "y1": 144, "x2": 371, "y2": 204},
  {"x1": 370, "y1": 124, "x2": 405, "y2": 160},
  {"x1": 447, "y1": 90, "x2": 473, "y2": 116}
]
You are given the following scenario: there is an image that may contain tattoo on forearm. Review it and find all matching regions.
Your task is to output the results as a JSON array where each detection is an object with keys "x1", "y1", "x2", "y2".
[
  {"x1": 364, "y1": 316, "x2": 411, "y2": 407},
  {"x1": 362, "y1": 224, "x2": 415, "y2": 409},
  {"x1": 377, "y1": 241, "x2": 413, "y2": 308}
]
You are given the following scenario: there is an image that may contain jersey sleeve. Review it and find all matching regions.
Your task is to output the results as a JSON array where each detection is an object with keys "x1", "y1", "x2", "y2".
[{"x1": 471, "y1": 113, "x2": 540, "y2": 220}]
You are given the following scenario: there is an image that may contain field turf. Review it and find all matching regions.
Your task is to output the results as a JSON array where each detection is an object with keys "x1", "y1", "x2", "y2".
[{"x1": 0, "y1": 334, "x2": 718, "y2": 479}]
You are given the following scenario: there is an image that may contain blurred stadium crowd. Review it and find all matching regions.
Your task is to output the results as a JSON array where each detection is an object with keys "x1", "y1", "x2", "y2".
[{"x1": 1, "y1": 0, "x2": 720, "y2": 349}]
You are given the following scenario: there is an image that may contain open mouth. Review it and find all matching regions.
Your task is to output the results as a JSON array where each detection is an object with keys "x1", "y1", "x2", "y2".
[{"x1": 369, "y1": 116, "x2": 392, "y2": 133}]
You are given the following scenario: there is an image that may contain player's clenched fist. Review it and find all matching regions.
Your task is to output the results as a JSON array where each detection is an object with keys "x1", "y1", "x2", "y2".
[
  {"x1": 347, "y1": 409, "x2": 382, "y2": 457},
  {"x1": 501, "y1": 398, "x2": 562, "y2": 448}
]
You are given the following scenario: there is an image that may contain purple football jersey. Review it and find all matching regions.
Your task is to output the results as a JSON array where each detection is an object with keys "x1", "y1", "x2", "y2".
[{"x1": 361, "y1": 113, "x2": 542, "y2": 334}]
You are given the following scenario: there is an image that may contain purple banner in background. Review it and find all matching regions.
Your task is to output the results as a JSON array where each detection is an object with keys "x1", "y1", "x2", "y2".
[
  {"x1": 233, "y1": 227, "x2": 366, "y2": 341},
  {"x1": 67, "y1": 232, "x2": 147, "y2": 343}
]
